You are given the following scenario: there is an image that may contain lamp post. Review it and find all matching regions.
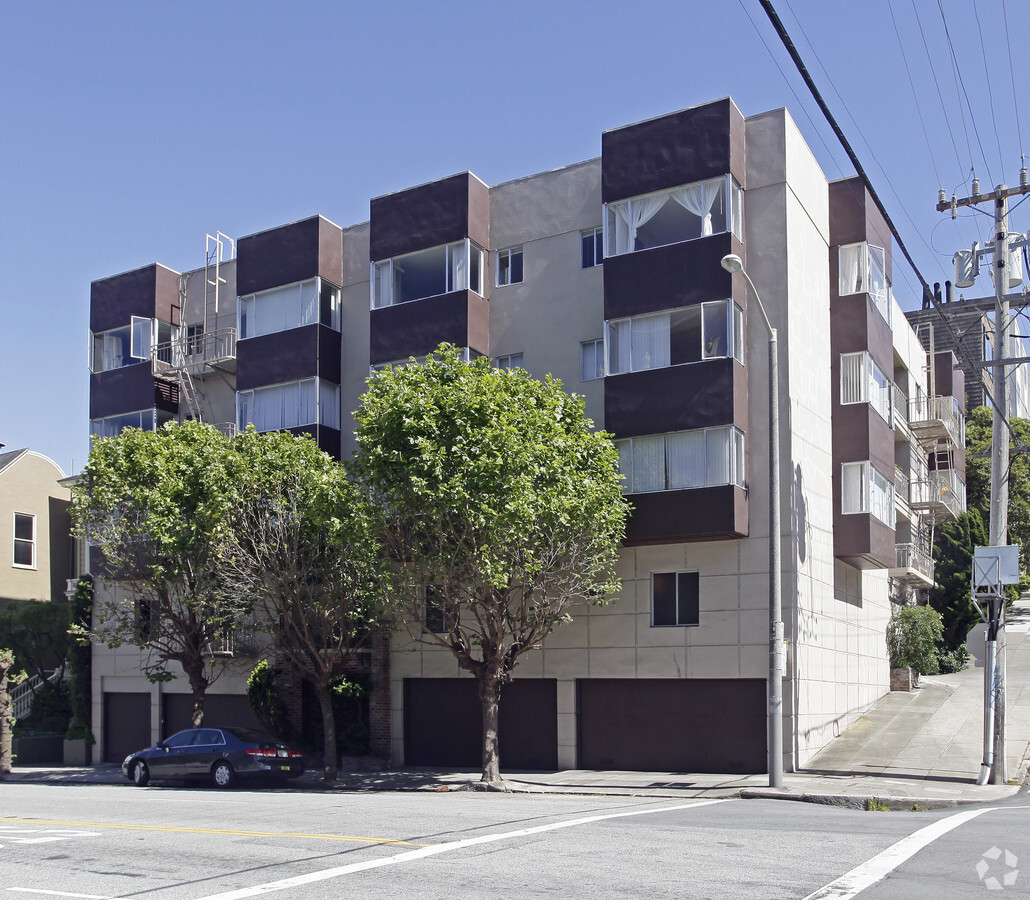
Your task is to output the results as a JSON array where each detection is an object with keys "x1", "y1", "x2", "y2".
[{"x1": 720, "y1": 253, "x2": 783, "y2": 789}]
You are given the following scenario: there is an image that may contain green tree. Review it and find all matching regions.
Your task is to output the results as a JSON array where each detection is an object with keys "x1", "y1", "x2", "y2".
[
  {"x1": 72, "y1": 422, "x2": 246, "y2": 727},
  {"x1": 0, "y1": 599, "x2": 71, "y2": 684},
  {"x1": 0, "y1": 648, "x2": 25, "y2": 776},
  {"x1": 931, "y1": 509, "x2": 989, "y2": 652},
  {"x1": 353, "y1": 346, "x2": 628, "y2": 783},
  {"x1": 219, "y1": 431, "x2": 383, "y2": 782},
  {"x1": 887, "y1": 605, "x2": 944, "y2": 674}
]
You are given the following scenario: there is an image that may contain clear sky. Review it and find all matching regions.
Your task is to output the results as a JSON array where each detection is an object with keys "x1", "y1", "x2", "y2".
[{"x1": 2, "y1": 0, "x2": 1027, "y2": 474}]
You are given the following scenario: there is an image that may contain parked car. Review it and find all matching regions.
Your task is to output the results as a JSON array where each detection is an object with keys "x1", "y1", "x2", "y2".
[{"x1": 121, "y1": 726, "x2": 305, "y2": 788}]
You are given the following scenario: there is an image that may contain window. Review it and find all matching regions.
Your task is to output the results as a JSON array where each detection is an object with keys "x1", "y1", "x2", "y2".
[
  {"x1": 237, "y1": 377, "x2": 341, "y2": 433},
  {"x1": 239, "y1": 277, "x2": 340, "y2": 340},
  {"x1": 840, "y1": 352, "x2": 892, "y2": 423},
  {"x1": 493, "y1": 353, "x2": 524, "y2": 370},
  {"x1": 13, "y1": 513, "x2": 35, "y2": 568},
  {"x1": 495, "y1": 247, "x2": 524, "y2": 286},
  {"x1": 372, "y1": 240, "x2": 485, "y2": 308},
  {"x1": 424, "y1": 586, "x2": 458, "y2": 633},
  {"x1": 615, "y1": 427, "x2": 745, "y2": 494},
  {"x1": 607, "y1": 301, "x2": 743, "y2": 375},
  {"x1": 580, "y1": 339, "x2": 604, "y2": 381},
  {"x1": 839, "y1": 242, "x2": 890, "y2": 324},
  {"x1": 370, "y1": 347, "x2": 481, "y2": 374},
  {"x1": 652, "y1": 571, "x2": 699, "y2": 627},
  {"x1": 90, "y1": 322, "x2": 150, "y2": 373},
  {"x1": 604, "y1": 175, "x2": 743, "y2": 257},
  {"x1": 581, "y1": 227, "x2": 603, "y2": 268},
  {"x1": 90, "y1": 408, "x2": 175, "y2": 440},
  {"x1": 842, "y1": 461, "x2": 895, "y2": 525}
]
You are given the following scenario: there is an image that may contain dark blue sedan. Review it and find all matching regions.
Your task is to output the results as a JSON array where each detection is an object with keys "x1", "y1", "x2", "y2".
[{"x1": 122, "y1": 726, "x2": 305, "y2": 788}]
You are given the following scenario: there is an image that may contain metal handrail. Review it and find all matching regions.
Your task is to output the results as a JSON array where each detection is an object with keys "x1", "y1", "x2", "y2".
[
  {"x1": 153, "y1": 327, "x2": 237, "y2": 373},
  {"x1": 895, "y1": 542, "x2": 934, "y2": 581}
]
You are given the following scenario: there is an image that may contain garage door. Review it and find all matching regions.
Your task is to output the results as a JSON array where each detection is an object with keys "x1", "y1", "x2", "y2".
[
  {"x1": 404, "y1": 678, "x2": 557, "y2": 770},
  {"x1": 102, "y1": 692, "x2": 151, "y2": 763},
  {"x1": 577, "y1": 679, "x2": 766, "y2": 773},
  {"x1": 161, "y1": 693, "x2": 264, "y2": 739}
]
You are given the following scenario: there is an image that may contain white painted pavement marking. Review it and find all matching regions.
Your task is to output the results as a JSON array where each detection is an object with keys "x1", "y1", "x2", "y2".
[
  {"x1": 803, "y1": 805, "x2": 1030, "y2": 899},
  {"x1": 189, "y1": 799, "x2": 734, "y2": 900},
  {"x1": 9, "y1": 891, "x2": 112, "y2": 899},
  {"x1": 0, "y1": 826, "x2": 102, "y2": 846}
]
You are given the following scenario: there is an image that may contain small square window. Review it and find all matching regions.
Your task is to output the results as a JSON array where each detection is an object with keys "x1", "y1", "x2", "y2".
[
  {"x1": 581, "y1": 227, "x2": 603, "y2": 268},
  {"x1": 496, "y1": 247, "x2": 524, "y2": 286},
  {"x1": 425, "y1": 586, "x2": 458, "y2": 633},
  {"x1": 651, "y1": 571, "x2": 699, "y2": 627},
  {"x1": 494, "y1": 353, "x2": 524, "y2": 370},
  {"x1": 13, "y1": 513, "x2": 35, "y2": 568},
  {"x1": 580, "y1": 339, "x2": 604, "y2": 381}
]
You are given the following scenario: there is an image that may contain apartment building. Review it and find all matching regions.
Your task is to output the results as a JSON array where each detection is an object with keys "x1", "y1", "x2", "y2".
[{"x1": 86, "y1": 97, "x2": 965, "y2": 773}]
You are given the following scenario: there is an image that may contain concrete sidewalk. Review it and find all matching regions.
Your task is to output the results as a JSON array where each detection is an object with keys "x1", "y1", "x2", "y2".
[{"x1": 6, "y1": 605, "x2": 1029, "y2": 809}]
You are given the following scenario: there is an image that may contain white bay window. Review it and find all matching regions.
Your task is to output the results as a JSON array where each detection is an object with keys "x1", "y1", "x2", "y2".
[
  {"x1": 237, "y1": 377, "x2": 341, "y2": 433},
  {"x1": 839, "y1": 242, "x2": 890, "y2": 324},
  {"x1": 842, "y1": 461, "x2": 895, "y2": 525},
  {"x1": 604, "y1": 175, "x2": 742, "y2": 256},
  {"x1": 372, "y1": 239, "x2": 485, "y2": 308},
  {"x1": 840, "y1": 351, "x2": 892, "y2": 423},
  {"x1": 239, "y1": 278, "x2": 340, "y2": 340},
  {"x1": 615, "y1": 427, "x2": 745, "y2": 494}
]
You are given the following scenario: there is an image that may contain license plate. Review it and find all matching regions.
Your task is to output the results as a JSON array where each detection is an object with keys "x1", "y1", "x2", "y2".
[{"x1": 280, "y1": 765, "x2": 290, "y2": 771}]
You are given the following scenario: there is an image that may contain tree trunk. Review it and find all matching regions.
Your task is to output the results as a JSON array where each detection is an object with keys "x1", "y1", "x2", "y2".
[
  {"x1": 315, "y1": 681, "x2": 338, "y2": 782},
  {"x1": 0, "y1": 654, "x2": 12, "y2": 777},
  {"x1": 479, "y1": 675, "x2": 502, "y2": 782},
  {"x1": 183, "y1": 660, "x2": 208, "y2": 727}
]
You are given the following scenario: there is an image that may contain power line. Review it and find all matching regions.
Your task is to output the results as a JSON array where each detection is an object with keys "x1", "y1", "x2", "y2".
[
  {"x1": 972, "y1": 0, "x2": 1005, "y2": 176},
  {"x1": 1002, "y1": 0, "x2": 1026, "y2": 165}
]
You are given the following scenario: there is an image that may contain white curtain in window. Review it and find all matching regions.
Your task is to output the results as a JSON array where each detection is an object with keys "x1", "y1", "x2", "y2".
[
  {"x1": 614, "y1": 440, "x2": 633, "y2": 493},
  {"x1": 104, "y1": 333, "x2": 124, "y2": 370},
  {"x1": 608, "y1": 320, "x2": 632, "y2": 374},
  {"x1": 611, "y1": 194, "x2": 668, "y2": 254},
  {"x1": 449, "y1": 242, "x2": 466, "y2": 292},
  {"x1": 667, "y1": 431, "x2": 705, "y2": 488},
  {"x1": 299, "y1": 279, "x2": 318, "y2": 326},
  {"x1": 840, "y1": 352, "x2": 867, "y2": 404},
  {"x1": 671, "y1": 178, "x2": 723, "y2": 237},
  {"x1": 839, "y1": 244, "x2": 863, "y2": 296},
  {"x1": 632, "y1": 436, "x2": 665, "y2": 492},
  {"x1": 842, "y1": 461, "x2": 867, "y2": 513},
  {"x1": 705, "y1": 428, "x2": 731, "y2": 486},
  {"x1": 631, "y1": 314, "x2": 670, "y2": 371}
]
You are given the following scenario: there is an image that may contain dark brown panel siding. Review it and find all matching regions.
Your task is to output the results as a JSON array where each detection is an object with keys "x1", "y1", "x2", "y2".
[
  {"x1": 90, "y1": 264, "x2": 179, "y2": 333},
  {"x1": 624, "y1": 485, "x2": 748, "y2": 544},
  {"x1": 601, "y1": 98, "x2": 742, "y2": 203},
  {"x1": 829, "y1": 177, "x2": 893, "y2": 285},
  {"x1": 835, "y1": 514, "x2": 896, "y2": 570},
  {"x1": 370, "y1": 173, "x2": 479, "y2": 260},
  {"x1": 237, "y1": 216, "x2": 340, "y2": 296},
  {"x1": 285, "y1": 425, "x2": 342, "y2": 461},
  {"x1": 369, "y1": 291, "x2": 488, "y2": 364},
  {"x1": 236, "y1": 325, "x2": 320, "y2": 391},
  {"x1": 605, "y1": 360, "x2": 737, "y2": 438},
  {"x1": 317, "y1": 325, "x2": 342, "y2": 386},
  {"x1": 577, "y1": 679, "x2": 766, "y2": 773},
  {"x1": 90, "y1": 367, "x2": 169, "y2": 419},
  {"x1": 603, "y1": 234, "x2": 739, "y2": 320},
  {"x1": 403, "y1": 678, "x2": 557, "y2": 770}
]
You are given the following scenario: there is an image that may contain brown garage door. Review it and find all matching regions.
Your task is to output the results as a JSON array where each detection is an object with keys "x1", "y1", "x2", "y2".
[
  {"x1": 404, "y1": 678, "x2": 558, "y2": 770},
  {"x1": 577, "y1": 679, "x2": 766, "y2": 773},
  {"x1": 161, "y1": 693, "x2": 264, "y2": 739},
  {"x1": 102, "y1": 692, "x2": 152, "y2": 763}
]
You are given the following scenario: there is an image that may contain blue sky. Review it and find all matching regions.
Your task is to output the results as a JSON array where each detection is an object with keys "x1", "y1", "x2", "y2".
[{"x1": 2, "y1": 0, "x2": 1028, "y2": 474}]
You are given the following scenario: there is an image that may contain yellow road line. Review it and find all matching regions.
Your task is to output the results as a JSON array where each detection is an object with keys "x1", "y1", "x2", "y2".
[{"x1": 0, "y1": 817, "x2": 428, "y2": 847}]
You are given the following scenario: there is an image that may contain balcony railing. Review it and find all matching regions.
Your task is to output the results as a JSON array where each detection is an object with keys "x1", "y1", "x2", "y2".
[
  {"x1": 909, "y1": 469, "x2": 965, "y2": 518},
  {"x1": 908, "y1": 394, "x2": 964, "y2": 447},
  {"x1": 892, "y1": 542, "x2": 935, "y2": 584},
  {"x1": 893, "y1": 386, "x2": 910, "y2": 429},
  {"x1": 894, "y1": 466, "x2": 910, "y2": 506},
  {"x1": 153, "y1": 327, "x2": 237, "y2": 376}
]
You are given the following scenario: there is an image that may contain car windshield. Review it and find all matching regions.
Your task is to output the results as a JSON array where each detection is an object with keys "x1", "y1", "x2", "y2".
[{"x1": 223, "y1": 727, "x2": 282, "y2": 745}]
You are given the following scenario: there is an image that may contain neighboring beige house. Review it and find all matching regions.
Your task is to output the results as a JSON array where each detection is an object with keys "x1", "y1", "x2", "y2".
[{"x1": 0, "y1": 447, "x2": 73, "y2": 610}]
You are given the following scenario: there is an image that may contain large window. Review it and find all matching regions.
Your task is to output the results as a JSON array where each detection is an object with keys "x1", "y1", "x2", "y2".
[
  {"x1": 842, "y1": 461, "x2": 895, "y2": 525},
  {"x1": 839, "y1": 242, "x2": 890, "y2": 324},
  {"x1": 372, "y1": 239, "x2": 485, "y2": 308},
  {"x1": 840, "y1": 351, "x2": 892, "y2": 423},
  {"x1": 652, "y1": 571, "x2": 699, "y2": 627},
  {"x1": 239, "y1": 278, "x2": 341, "y2": 340},
  {"x1": 495, "y1": 247, "x2": 523, "y2": 286},
  {"x1": 13, "y1": 513, "x2": 35, "y2": 568},
  {"x1": 580, "y1": 339, "x2": 604, "y2": 381},
  {"x1": 607, "y1": 301, "x2": 743, "y2": 375},
  {"x1": 604, "y1": 175, "x2": 743, "y2": 257},
  {"x1": 90, "y1": 409, "x2": 175, "y2": 440},
  {"x1": 581, "y1": 227, "x2": 603, "y2": 268},
  {"x1": 615, "y1": 427, "x2": 745, "y2": 494},
  {"x1": 237, "y1": 377, "x2": 341, "y2": 433}
]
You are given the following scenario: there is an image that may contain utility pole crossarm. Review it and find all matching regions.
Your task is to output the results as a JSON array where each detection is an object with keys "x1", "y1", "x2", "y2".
[{"x1": 937, "y1": 183, "x2": 1030, "y2": 212}]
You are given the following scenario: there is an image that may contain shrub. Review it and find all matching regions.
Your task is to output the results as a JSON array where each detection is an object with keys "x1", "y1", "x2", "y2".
[
  {"x1": 936, "y1": 645, "x2": 970, "y2": 674},
  {"x1": 246, "y1": 660, "x2": 293, "y2": 740},
  {"x1": 887, "y1": 605, "x2": 944, "y2": 674}
]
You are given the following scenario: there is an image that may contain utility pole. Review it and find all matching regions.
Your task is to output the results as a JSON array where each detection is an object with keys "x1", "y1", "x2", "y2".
[{"x1": 939, "y1": 177, "x2": 1030, "y2": 785}]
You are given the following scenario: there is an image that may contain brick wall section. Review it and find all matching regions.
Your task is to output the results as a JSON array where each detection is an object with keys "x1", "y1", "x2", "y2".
[
  {"x1": 276, "y1": 666, "x2": 306, "y2": 737},
  {"x1": 890, "y1": 667, "x2": 917, "y2": 691},
  {"x1": 368, "y1": 629, "x2": 392, "y2": 760}
]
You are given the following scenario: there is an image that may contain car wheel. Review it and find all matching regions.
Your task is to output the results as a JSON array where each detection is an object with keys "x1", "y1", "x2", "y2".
[
  {"x1": 131, "y1": 760, "x2": 150, "y2": 787},
  {"x1": 211, "y1": 761, "x2": 236, "y2": 789}
]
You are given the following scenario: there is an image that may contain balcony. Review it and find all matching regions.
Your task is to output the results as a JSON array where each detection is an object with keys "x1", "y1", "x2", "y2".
[
  {"x1": 909, "y1": 469, "x2": 965, "y2": 519},
  {"x1": 889, "y1": 542, "x2": 935, "y2": 587},
  {"x1": 153, "y1": 327, "x2": 237, "y2": 378},
  {"x1": 893, "y1": 386, "x2": 911, "y2": 436},
  {"x1": 908, "y1": 394, "x2": 964, "y2": 448}
]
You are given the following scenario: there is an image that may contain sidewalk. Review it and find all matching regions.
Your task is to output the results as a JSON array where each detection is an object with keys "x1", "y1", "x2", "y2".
[{"x1": 7, "y1": 605, "x2": 1029, "y2": 809}]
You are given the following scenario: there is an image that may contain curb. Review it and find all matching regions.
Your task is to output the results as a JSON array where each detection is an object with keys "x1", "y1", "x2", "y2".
[{"x1": 739, "y1": 788, "x2": 1009, "y2": 810}]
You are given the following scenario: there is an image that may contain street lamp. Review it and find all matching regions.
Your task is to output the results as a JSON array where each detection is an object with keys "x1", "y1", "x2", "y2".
[{"x1": 720, "y1": 253, "x2": 783, "y2": 789}]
